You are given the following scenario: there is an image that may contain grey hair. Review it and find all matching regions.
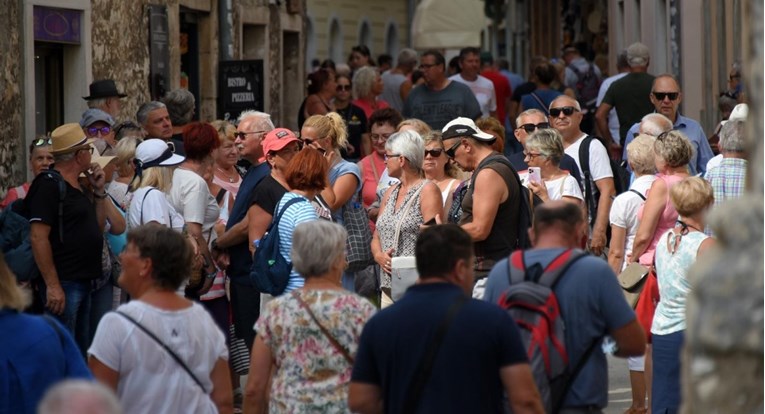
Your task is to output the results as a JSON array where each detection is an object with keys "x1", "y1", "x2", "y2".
[
  {"x1": 86, "y1": 97, "x2": 108, "y2": 110},
  {"x1": 53, "y1": 151, "x2": 77, "y2": 163},
  {"x1": 136, "y1": 101, "x2": 167, "y2": 126},
  {"x1": 525, "y1": 128, "x2": 564, "y2": 165},
  {"x1": 161, "y1": 89, "x2": 196, "y2": 126},
  {"x1": 639, "y1": 113, "x2": 673, "y2": 137},
  {"x1": 237, "y1": 110, "x2": 275, "y2": 130},
  {"x1": 516, "y1": 108, "x2": 547, "y2": 128},
  {"x1": 549, "y1": 96, "x2": 581, "y2": 112},
  {"x1": 385, "y1": 130, "x2": 425, "y2": 171},
  {"x1": 397, "y1": 48, "x2": 418, "y2": 67},
  {"x1": 719, "y1": 119, "x2": 746, "y2": 152},
  {"x1": 352, "y1": 66, "x2": 378, "y2": 100},
  {"x1": 626, "y1": 134, "x2": 657, "y2": 175},
  {"x1": 38, "y1": 379, "x2": 122, "y2": 414},
  {"x1": 291, "y1": 221, "x2": 348, "y2": 277}
]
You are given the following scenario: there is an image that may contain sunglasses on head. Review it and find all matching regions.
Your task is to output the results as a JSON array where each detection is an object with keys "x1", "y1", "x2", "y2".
[
  {"x1": 445, "y1": 140, "x2": 463, "y2": 159},
  {"x1": 336, "y1": 84, "x2": 351, "y2": 91},
  {"x1": 517, "y1": 122, "x2": 550, "y2": 133},
  {"x1": 652, "y1": 92, "x2": 679, "y2": 101},
  {"x1": 33, "y1": 137, "x2": 52, "y2": 147},
  {"x1": 424, "y1": 148, "x2": 444, "y2": 157},
  {"x1": 86, "y1": 126, "x2": 111, "y2": 136},
  {"x1": 549, "y1": 107, "x2": 578, "y2": 117}
]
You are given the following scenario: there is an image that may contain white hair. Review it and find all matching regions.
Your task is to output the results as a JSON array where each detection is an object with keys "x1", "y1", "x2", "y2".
[
  {"x1": 38, "y1": 380, "x2": 122, "y2": 414},
  {"x1": 291, "y1": 221, "x2": 348, "y2": 277},
  {"x1": 639, "y1": 113, "x2": 673, "y2": 137},
  {"x1": 719, "y1": 119, "x2": 746, "y2": 153},
  {"x1": 237, "y1": 110, "x2": 274, "y2": 130},
  {"x1": 385, "y1": 130, "x2": 425, "y2": 172}
]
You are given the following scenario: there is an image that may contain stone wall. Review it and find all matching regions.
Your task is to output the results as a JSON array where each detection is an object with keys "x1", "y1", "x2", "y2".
[
  {"x1": 90, "y1": 0, "x2": 153, "y2": 124},
  {"x1": 681, "y1": 0, "x2": 764, "y2": 412},
  {"x1": 0, "y1": 1, "x2": 24, "y2": 195}
]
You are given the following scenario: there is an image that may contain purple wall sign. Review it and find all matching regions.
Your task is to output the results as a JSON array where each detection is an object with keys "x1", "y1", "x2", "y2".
[{"x1": 33, "y1": 6, "x2": 81, "y2": 44}]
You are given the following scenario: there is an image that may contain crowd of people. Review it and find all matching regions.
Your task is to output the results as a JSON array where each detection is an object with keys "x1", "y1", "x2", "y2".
[{"x1": 0, "y1": 40, "x2": 749, "y2": 414}]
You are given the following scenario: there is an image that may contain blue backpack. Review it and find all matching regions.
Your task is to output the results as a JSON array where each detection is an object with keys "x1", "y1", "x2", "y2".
[{"x1": 250, "y1": 197, "x2": 306, "y2": 295}]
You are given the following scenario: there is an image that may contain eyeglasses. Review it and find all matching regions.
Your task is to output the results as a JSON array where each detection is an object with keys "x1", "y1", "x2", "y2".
[
  {"x1": 445, "y1": 140, "x2": 463, "y2": 159},
  {"x1": 549, "y1": 107, "x2": 578, "y2": 117},
  {"x1": 86, "y1": 126, "x2": 111, "y2": 136},
  {"x1": 384, "y1": 153, "x2": 400, "y2": 161},
  {"x1": 424, "y1": 148, "x2": 444, "y2": 157},
  {"x1": 517, "y1": 122, "x2": 550, "y2": 133},
  {"x1": 652, "y1": 92, "x2": 680, "y2": 101},
  {"x1": 523, "y1": 151, "x2": 543, "y2": 159},
  {"x1": 336, "y1": 84, "x2": 351, "y2": 91},
  {"x1": 77, "y1": 146, "x2": 95, "y2": 155},
  {"x1": 234, "y1": 130, "x2": 267, "y2": 140},
  {"x1": 370, "y1": 133, "x2": 392, "y2": 143}
]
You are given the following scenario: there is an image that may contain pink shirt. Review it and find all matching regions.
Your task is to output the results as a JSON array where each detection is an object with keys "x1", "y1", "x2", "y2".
[
  {"x1": 352, "y1": 98, "x2": 390, "y2": 120},
  {"x1": 637, "y1": 174, "x2": 684, "y2": 266}
]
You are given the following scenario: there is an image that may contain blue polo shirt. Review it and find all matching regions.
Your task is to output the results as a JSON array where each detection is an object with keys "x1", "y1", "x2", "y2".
[{"x1": 622, "y1": 113, "x2": 713, "y2": 175}]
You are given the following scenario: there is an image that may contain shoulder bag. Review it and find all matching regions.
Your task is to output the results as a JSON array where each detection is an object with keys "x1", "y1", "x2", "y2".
[
  {"x1": 618, "y1": 263, "x2": 650, "y2": 308},
  {"x1": 343, "y1": 189, "x2": 375, "y2": 272},
  {"x1": 291, "y1": 291, "x2": 354, "y2": 364},
  {"x1": 390, "y1": 183, "x2": 426, "y2": 301}
]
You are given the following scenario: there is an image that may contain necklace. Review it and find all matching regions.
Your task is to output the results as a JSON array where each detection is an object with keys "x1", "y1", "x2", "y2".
[{"x1": 215, "y1": 166, "x2": 237, "y2": 183}]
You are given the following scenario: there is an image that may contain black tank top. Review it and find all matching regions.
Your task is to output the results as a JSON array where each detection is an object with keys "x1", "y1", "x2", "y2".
[{"x1": 460, "y1": 154, "x2": 521, "y2": 266}]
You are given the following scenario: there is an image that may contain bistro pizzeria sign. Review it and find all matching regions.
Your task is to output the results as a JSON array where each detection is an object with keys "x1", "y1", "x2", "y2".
[{"x1": 219, "y1": 60, "x2": 264, "y2": 120}]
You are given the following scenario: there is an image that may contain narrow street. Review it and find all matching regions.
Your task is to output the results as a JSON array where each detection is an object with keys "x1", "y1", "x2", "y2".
[{"x1": 606, "y1": 355, "x2": 636, "y2": 414}]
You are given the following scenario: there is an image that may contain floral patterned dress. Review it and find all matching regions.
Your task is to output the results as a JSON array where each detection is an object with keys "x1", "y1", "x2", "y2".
[{"x1": 255, "y1": 289, "x2": 376, "y2": 413}]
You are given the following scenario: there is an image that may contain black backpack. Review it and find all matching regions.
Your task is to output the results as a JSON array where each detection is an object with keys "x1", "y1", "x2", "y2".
[
  {"x1": 568, "y1": 63, "x2": 602, "y2": 111},
  {"x1": 578, "y1": 136, "x2": 629, "y2": 226},
  {"x1": 250, "y1": 197, "x2": 306, "y2": 295},
  {"x1": 0, "y1": 169, "x2": 66, "y2": 282}
]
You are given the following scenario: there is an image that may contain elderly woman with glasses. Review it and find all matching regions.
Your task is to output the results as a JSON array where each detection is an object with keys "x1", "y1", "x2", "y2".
[
  {"x1": 523, "y1": 128, "x2": 583, "y2": 205},
  {"x1": 371, "y1": 130, "x2": 442, "y2": 307},
  {"x1": 0, "y1": 136, "x2": 54, "y2": 209},
  {"x1": 245, "y1": 220, "x2": 376, "y2": 414}
]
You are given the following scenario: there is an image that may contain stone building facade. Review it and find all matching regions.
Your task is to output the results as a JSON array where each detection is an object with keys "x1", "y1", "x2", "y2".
[{"x1": 1, "y1": 0, "x2": 306, "y2": 195}]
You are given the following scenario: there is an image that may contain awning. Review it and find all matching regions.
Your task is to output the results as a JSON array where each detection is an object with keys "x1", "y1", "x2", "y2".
[{"x1": 411, "y1": 0, "x2": 488, "y2": 49}]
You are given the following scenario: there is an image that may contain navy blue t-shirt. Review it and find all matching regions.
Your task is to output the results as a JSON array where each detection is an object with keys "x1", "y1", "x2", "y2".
[
  {"x1": 226, "y1": 162, "x2": 270, "y2": 280},
  {"x1": 352, "y1": 283, "x2": 527, "y2": 413}
]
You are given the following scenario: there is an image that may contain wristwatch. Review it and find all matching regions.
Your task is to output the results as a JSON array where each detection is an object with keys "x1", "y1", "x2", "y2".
[{"x1": 206, "y1": 268, "x2": 218, "y2": 280}]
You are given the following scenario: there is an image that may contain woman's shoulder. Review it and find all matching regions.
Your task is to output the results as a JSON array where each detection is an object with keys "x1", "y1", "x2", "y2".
[{"x1": 332, "y1": 159, "x2": 361, "y2": 176}]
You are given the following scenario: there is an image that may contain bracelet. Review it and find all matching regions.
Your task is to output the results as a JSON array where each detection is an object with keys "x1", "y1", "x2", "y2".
[{"x1": 205, "y1": 268, "x2": 218, "y2": 280}]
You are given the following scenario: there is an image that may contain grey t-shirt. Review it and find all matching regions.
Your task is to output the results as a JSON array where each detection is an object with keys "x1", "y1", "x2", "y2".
[
  {"x1": 380, "y1": 71, "x2": 407, "y2": 112},
  {"x1": 402, "y1": 81, "x2": 482, "y2": 130}
]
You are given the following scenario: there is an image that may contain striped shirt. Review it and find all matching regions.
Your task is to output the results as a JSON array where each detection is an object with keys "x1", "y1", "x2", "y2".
[{"x1": 275, "y1": 192, "x2": 319, "y2": 293}]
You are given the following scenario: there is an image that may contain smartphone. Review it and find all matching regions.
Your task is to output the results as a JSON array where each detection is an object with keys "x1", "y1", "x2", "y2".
[{"x1": 527, "y1": 167, "x2": 542, "y2": 185}]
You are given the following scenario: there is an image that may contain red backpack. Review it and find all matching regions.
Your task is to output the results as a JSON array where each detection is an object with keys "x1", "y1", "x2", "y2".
[{"x1": 498, "y1": 248, "x2": 592, "y2": 413}]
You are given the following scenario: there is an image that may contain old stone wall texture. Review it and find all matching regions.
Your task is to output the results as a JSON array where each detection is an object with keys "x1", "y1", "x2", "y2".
[
  {"x1": 0, "y1": 0, "x2": 23, "y2": 196},
  {"x1": 91, "y1": 0, "x2": 153, "y2": 124},
  {"x1": 681, "y1": 0, "x2": 763, "y2": 412}
]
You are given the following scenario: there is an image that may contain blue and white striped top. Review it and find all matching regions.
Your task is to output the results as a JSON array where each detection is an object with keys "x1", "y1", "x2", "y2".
[{"x1": 275, "y1": 192, "x2": 319, "y2": 293}]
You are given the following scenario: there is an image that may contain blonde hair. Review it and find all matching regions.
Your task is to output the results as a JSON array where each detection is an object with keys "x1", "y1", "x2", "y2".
[
  {"x1": 397, "y1": 118, "x2": 432, "y2": 137},
  {"x1": 130, "y1": 166, "x2": 175, "y2": 193},
  {"x1": 525, "y1": 128, "x2": 564, "y2": 165},
  {"x1": 670, "y1": 177, "x2": 714, "y2": 217},
  {"x1": 210, "y1": 120, "x2": 237, "y2": 144},
  {"x1": 0, "y1": 253, "x2": 30, "y2": 311},
  {"x1": 114, "y1": 137, "x2": 140, "y2": 178},
  {"x1": 626, "y1": 134, "x2": 657, "y2": 175},
  {"x1": 423, "y1": 131, "x2": 459, "y2": 179},
  {"x1": 303, "y1": 113, "x2": 348, "y2": 151},
  {"x1": 654, "y1": 130, "x2": 694, "y2": 168}
]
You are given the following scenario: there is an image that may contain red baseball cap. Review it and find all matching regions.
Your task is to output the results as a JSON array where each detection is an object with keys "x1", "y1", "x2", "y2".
[{"x1": 260, "y1": 128, "x2": 300, "y2": 162}]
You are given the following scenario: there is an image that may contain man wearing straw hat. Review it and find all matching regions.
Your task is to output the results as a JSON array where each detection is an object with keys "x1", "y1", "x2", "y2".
[{"x1": 25, "y1": 123, "x2": 108, "y2": 353}]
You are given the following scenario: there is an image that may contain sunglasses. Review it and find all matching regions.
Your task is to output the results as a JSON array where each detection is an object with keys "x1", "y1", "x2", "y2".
[
  {"x1": 424, "y1": 148, "x2": 444, "y2": 157},
  {"x1": 517, "y1": 122, "x2": 550, "y2": 133},
  {"x1": 301, "y1": 138, "x2": 326, "y2": 154},
  {"x1": 234, "y1": 130, "x2": 267, "y2": 140},
  {"x1": 86, "y1": 126, "x2": 111, "y2": 136},
  {"x1": 336, "y1": 84, "x2": 351, "y2": 91},
  {"x1": 549, "y1": 107, "x2": 578, "y2": 117},
  {"x1": 652, "y1": 92, "x2": 679, "y2": 101},
  {"x1": 445, "y1": 140, "x2": 463, "y2": 159},
  {"x1": 33, "y1": 137, "x2": 52, "y2": 147}
]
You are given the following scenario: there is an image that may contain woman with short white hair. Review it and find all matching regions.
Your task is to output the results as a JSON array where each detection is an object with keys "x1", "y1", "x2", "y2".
[
  {"x1": 371, "y1": 130, "x2": 443, "y2": 307},
  {"x1": 352, "y1": 66, "x2": 390, "y2": 119},
  {"x1": 244, "y1": 220, "x2": 376, "y2": 413},
  {"x1": 523, "y1": 128, "x2": 583, "y2": 205}
]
